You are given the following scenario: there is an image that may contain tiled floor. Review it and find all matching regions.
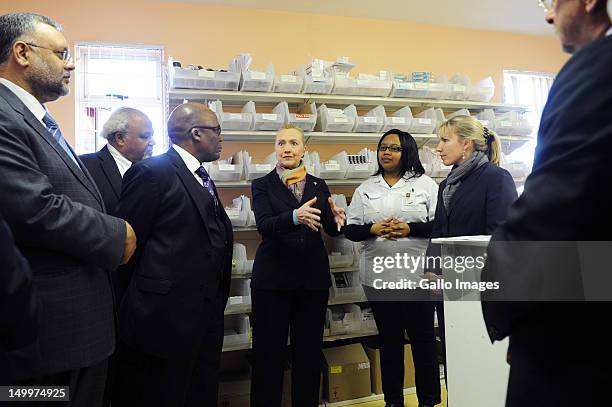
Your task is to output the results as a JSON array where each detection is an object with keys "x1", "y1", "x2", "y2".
[{"x1": 343, "y1": 386, "x2": 448, "y2": 407}]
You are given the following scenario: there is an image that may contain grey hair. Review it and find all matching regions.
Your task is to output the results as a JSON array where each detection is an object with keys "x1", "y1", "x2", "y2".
[
  {"x1": 0, "y1": 12, "x2": 63, "y2": 65},
  {"x1": 100, "y1": 107, "x2": 149, "y2": 140}
]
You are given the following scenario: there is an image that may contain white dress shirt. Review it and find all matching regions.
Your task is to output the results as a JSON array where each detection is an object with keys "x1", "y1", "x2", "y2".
[
  {"x1": 0, "y1": 78, "x2": 46, "y2": 124},
  {"x1": 106, "y1": 143, "x2": 133, "y2": 178},
  {"x1": 172, "y1": 144, "x2": 204, "y2": 186},
  {"x1": 347, "y1": 173, "x2": 439, "y2": 287}
]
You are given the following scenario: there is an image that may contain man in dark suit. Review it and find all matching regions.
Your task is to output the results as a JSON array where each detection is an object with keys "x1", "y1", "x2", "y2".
[
  {"x1": 0, "y1": 212, "x2": 39, "y2": 385},
  {"x1": 481, "y1": 1, "x2": 611, "y2": 406},
  {"x1": 0, "y1": 12, "x2": 136, "y2": 405},
  {"x1": 80, "y1": 107, "x2": 155, "y2": 215},
  {"x1": 113, "y1": 102, "x2": 233, "y2": 407}
]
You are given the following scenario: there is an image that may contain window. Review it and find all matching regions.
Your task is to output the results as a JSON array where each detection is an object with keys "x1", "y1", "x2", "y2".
[
  {"x1": 74, "y1": 43, "x2": 165, "y2": 155},
  {"x1": 502, "y1": 70, "x2": 555, "y2": 170}
]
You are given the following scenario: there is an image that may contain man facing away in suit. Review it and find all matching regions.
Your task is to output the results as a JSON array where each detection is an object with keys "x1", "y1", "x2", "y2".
[
  {"x1": 80, "y1": 107, "x2": 155, "y2": 216},
  {"x1": 112, "y1": 102, "x2": 233, "y2": 407},
  {"x1": 0, "y1": 12, "x2": 136, "y2": 405},
  {"x1": 481, "y1": 1, "x2": 611, "y2": 406}
]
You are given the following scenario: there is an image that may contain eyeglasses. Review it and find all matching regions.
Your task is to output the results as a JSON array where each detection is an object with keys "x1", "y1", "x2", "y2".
[
  {"x1": 188, "y1": 125, "x2": 222, "y2": 137},
  {"x1": 25, "y1": 42, "x2": 73, "y2": 63},
  {"x1": 538, "y1": 0, "x2": 556, "y2": 13},
  {"x1": 378, "y1": 145, "x2": 403, "y2": 153}
]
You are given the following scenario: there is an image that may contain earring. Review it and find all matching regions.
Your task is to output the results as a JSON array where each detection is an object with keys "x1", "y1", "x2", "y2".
[{"x1": 462, "y1": 151, "x2": 465, "y2": 160}]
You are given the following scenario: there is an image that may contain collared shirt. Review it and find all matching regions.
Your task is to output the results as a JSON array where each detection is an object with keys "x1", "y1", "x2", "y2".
[
  {"x1": 106, "y1": 143, "x2": 132, "y2": 178},
  {"x1": 347, "y1": 173, "x2": 439, "y2": 287},
  {"x1": 172, "y1": 144, "x2": 203, "y2": 186},
  {"x1": 0, "y1": 78, "x2": 46, "y2": 124}
]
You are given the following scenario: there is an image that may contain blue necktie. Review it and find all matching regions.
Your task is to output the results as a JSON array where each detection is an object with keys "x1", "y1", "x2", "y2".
[
  {"x1": 42, "y1": 113, "x2": 80, "y2": 167},
  {"x1": 195, "y1": 165, "x2": 219, "y2": 209}
]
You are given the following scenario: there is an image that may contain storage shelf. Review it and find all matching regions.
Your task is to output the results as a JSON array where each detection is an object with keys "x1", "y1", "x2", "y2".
[
  {"x1": 330, "y1": 266, "x2": 359, "y2": 274},
  {"x1": 224, "y1": 294, "x2": 366, "y2": 315},
  {"x1": 168, "y1": 89, "x2": 529, "y2": 112}
]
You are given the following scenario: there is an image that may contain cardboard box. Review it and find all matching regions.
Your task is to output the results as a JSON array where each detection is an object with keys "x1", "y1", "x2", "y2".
[
  {"x1": 322, "y1": 343, "x2": 371, "y2": 402},
  {"x1": 218, "y1": 375, "x2": 250, "y2": 407},
  {"x1": 365, "y1": 343, "x2": 416, "y2": 395}
]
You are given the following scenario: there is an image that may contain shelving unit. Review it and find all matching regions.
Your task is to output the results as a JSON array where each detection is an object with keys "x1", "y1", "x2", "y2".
[{"x1": 168, "y1": 86, "x2": 531, "y2": 406}]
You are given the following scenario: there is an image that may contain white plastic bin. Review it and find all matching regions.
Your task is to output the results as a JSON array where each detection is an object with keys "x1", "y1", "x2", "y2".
[
  {"x1": 244, "y1": 101, "x2": 285, "y2": 131},
  {"x1": 226, "y1": 278, "x2": 251, "y2": 309},
  {"x1": 235, "y1": 150, "x2": 275, "y2": 181},
  {"x1": 382, "y1": 106, "x2": 414, "y2": 132},
  {"x1": 210, "y1": 100, "x2": 253, "y2": 131},
  {"x1": 448, "y1": 74, "x2": 471, "y2": 100},
  {"x1": 411, "y1": 108, "x2": 443, "y2": 134},
  {"x1": 468, "y1": 77, "x2": 495, "y2": 102},
  {"x1": 240, "y1": 65, "x2": 275, "y2": 92},
  {"x1": 316, "y1": 159, "x2": 346, "y2": 180},
  {"x1": 332, "y1": 76, "x2": 392, "y2": 97},
  {"x1": 224, "y1": 195, "x2": 252, "y2": 227},
  {"x1": 331, "y1": 151, "x2": 372, "y2": 179},
  {"x1": 232, "y1": 243, "x2": 247, "y2": 276},
  {"x1": 208, "y1": 161, "x2": 244, "y2": 182},
  {"x1": 168, "y1": 60, "x2": 241, "y2": 91},
  {"x1": 494, "y1": 111, "x2": 533, "y2": 136},
  {"x1": 273, "y1": 73, "x2": 304, "y2": 94},
  {"x1": 446, "y1": 108, "x2": 471, "y2": 120},
  {"x1": 352, "y1": 105, "x2": 385, "y2": 133},
  {"x1": 315, "y1": 104, "x2": 356, "y2": 133},
  {"x1": 359, "y1": 305, "x2": 378, "y2": 333},
  {"x1": 282, "y1": 101, "x2": 317, "y2": 132},
  {"x1": 326, "y1": 235, "x2": 355, "y2": 268},
  {"x1": 389, "y1": 80, "x2": 452, "y2": 99},
  {"x1": 223, "y1": 314, "x2": 250, "y2": 348},
  {"x1": 327, "y1": 304, "x2": 363, "y2": 334}
]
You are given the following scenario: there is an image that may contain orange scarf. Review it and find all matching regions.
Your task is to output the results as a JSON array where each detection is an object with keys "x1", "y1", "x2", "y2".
[{"x1": 280, "y1": 163, "x2": 307, "y2": 186}]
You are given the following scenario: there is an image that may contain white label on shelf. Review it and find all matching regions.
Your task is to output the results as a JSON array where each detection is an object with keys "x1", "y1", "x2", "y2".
[
  {"x1": 500, "y1": 121, "x2": 512, "y2": 127},
  {"x1": 226, "y1": 208, "x2": 241, "y2": 217},
  {"x1": 261, "y1": 114, "x2": 278, "y2": 121},
  {"x1": 294, "y1": 114, "x2": 312, "y2": 120},
  {"x1": 363, "y1": 116, "x2": 378, "y2": 123},
  {"x1": 414, "y1": 83, "x2": 428, "y2": 90},
  {"x1": 250, "y1": 71, "x2": 266, "y2": 80},
  {"x1": 478, "y1": 120, "x2": 490, "y2": 126},
  {"x1": 325, "y1": 162, "x2": 341, "y2": 171},
  {"x1": 453, "y1": 85, "x2": 467, "y2": 92},
  {"x1": 229, "y1": 297, "x2": 244, "y2": 305},
  {"x1": 219, "y1": 164, "x2": 236, "y2": 171},
  {"x1": 356, "y1": 79, "x2": 372, "y2": 86},
  {"x1": 228, "y1": 113, "x2": 243, "y2": 120},
  {"x1": 197, "y1": 70, "x2": 216, "y2": 78},
  {"x1": 331, "y1": 251, "x2": 342, "y2": 256},
  {"x1": 418, "y1": 118, "x2": 432, "y2": 125},
  {"x1": 352, "y1": 164, "x2": 370, "y2": 171},
  {"x1": 333, "y1": 117, "x2": 349, "y2": 124},
  {"x1": 397, "y1": 82, "x2": 413, "y2": 90},
  {"x1": 280, "y1": 75, "x2": 297, "y2": 83},
  {"x1": 391, "y1": 117, "x2": 406, "y2": 124},
  {"x1": 255, "y1": 164, "x2": 272, "y2": 171},
  {"x1": 358, "y1": 362, "x2": 371, "y2": 370}
]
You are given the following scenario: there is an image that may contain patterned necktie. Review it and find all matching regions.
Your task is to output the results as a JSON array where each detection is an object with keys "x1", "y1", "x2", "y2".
[
  {"x1": 195, "y1": 165, "x2": 219, "y2": 209},
  {"x1": 42, "y1": 113, "x2": 80, "y2": 167}
]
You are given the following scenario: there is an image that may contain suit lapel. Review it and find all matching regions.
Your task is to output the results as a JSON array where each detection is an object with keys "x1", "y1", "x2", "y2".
[
  {"x1": 0, "y1": 85, "x2": 104, "y2": 207},
  {"x1": 268, "y1": 170, "x2": 301, "y2": 208},
  {"x1": 98, "y1": 146, "x2": 123, "y2": 198},
  {"x1": 167, "y1": 149, "x2": 215, "y2": 234}
]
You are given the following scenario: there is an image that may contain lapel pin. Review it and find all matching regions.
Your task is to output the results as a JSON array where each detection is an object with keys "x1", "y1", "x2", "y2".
[{"x1": 406, "y1": 192, "x2": 411, "y2": 198}]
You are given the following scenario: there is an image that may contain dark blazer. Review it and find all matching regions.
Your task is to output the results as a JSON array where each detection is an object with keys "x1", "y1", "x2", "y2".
[
  {"x1": 482, "y1": 35, "x2": 612, "y2": 348},
  {"x1": 431, "y1": 162, "x2": 517, "y2": 240},
  {"x1": 115, "y1": 148, "x2": 233, "y2": 361},
  {"x1": 0, "y1": 83, "x2": 126, "y2": 378},
  {"x1": 251, "y1": 171, "x2": 341, "y2": 290},
  {"x1": 0, "y1": 214, "x2": 39, "y2": 384},
  {"x1": 80, "y1": 145, "x2": 123, "y2": 216}
]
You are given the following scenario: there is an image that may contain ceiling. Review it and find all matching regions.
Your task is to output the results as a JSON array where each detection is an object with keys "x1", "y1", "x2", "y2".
[{"x1": 160, "y1": 0, "x2": 555, "y2": 37}]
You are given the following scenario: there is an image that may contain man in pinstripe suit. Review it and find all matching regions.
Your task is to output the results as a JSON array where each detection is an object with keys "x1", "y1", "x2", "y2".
[{"x1": 0, "y1": 12, "x2": 136, "y2": 406}]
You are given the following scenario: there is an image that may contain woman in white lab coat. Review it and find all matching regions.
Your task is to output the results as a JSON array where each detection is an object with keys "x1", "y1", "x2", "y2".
[{"x1": 345, "y1": 129, "x2": 441, "y2": 407}]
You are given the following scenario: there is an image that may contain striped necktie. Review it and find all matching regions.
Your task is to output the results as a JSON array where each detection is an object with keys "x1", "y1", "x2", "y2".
[
  {"x1": 195, "y1": 165, "x2": 219, "y2": 209},
  {"x1": 42, "y1": 113, "x2": 80, "y2": 167}
]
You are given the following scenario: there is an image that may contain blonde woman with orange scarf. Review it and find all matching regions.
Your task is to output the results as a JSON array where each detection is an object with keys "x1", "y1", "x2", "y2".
[{"x1": 250, "y1": 125, "x2": 346, "y2": 407}]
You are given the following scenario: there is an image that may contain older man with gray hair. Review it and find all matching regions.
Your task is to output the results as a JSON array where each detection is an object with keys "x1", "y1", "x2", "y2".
[{"x1": 80, "y1": 107, "x2": 154, "y2": 216}]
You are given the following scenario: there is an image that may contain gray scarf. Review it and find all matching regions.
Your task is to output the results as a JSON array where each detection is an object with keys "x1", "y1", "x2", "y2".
[{"x1": 443, "y1": 151, "x2": 488, "y2": 210}]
